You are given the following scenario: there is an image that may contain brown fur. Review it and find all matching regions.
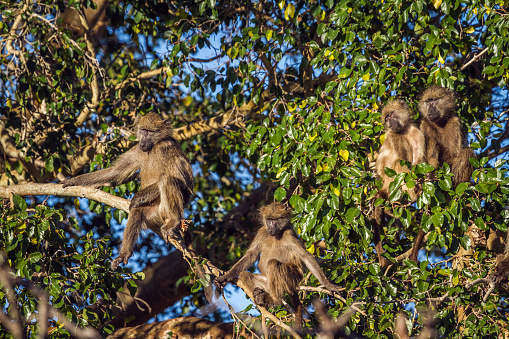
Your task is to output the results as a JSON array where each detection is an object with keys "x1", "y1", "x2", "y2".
[
  {"x1": 374, "y1": 99, "x2": 426, "y2": 266},
  {"x1": 62, "y1": 113, "x2": 194, "y2": 269},
  {"x1": 215, "y1": 202, "x2": 341, "y2": 328},
  {"x1": 376, "y1": 99, "x2": 426, "y2": 198},
  {"x1": 267, "y1": 259, "x2": 303, "y2": 301},
  {"x1": 418, "y1": 85, "x2": 477, "y2": 187}
]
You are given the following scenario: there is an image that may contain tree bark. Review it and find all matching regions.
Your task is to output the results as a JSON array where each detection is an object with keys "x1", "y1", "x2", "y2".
[{"x1": 106, "y1": 316, "x2": 238, "y2": 339}]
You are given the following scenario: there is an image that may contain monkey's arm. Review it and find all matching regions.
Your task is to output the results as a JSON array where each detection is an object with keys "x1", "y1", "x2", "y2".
[
  {"x1": 448, "y1": 116, "x2": 467, "y2": 151},
  {"x1": 407, "y1": 125, "x2": 426, "y2": 165},
  {"x1": 215, "y1": 231, "x2": 264, "y2": 287},
  {"x1": 294, "y1": 240, "x2": 342, "y2": 293},
  {"x1": 129, "y1": 184, "x2": 159, "y2": 211},
  {"x1": 420, "y1": 122, "x2": 440, "y2": 168},
  {"x1": 62, "y1": 147, "x2": 142, "y2": 188}
]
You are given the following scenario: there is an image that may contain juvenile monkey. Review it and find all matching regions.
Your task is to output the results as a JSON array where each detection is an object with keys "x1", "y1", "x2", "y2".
[
  {"x1": 418, "y1": 85, "x2": 477, "y2": 187},
  {"x1": 374, "y1": 99, "x2": 426, "y2": 265},
  {"x1": 376, "y1": 99, "x2": 426, "y2": 199},
  {"x1": 215, "y1": 202, "x2": 342, "y2": 328},
  {"x1": 62, "y1": 113, "x2": 194, "y2": 269}
]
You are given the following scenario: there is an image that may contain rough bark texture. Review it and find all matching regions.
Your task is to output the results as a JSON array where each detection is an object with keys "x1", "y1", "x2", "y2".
[{"x1": 106, "y1": 316, "x2": 237, "y2": 339}]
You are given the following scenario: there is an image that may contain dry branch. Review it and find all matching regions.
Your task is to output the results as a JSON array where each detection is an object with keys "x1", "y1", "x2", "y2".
[
  {"x1": 459, "y1": 47, "x2": 489, "y2": 71},
  {"x1": 106, "y1": 316, "x2": 238, "y2": 339},
  {"x1": 0, "y1": 183, "x2": 129, "y2": 212}
]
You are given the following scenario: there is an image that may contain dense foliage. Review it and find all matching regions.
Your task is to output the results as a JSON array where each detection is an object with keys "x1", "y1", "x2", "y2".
[{"x1": 1, "y1": 0, "x2": 509, "y2": 337}]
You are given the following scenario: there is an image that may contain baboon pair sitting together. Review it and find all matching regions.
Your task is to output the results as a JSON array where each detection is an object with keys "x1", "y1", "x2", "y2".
[{"x1": 374, "y1": 85, "x2": 477, "y2": 266}]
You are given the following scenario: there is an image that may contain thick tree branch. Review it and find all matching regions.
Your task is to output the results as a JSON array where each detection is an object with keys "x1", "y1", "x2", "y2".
[
  {"x1": 0, "y1": 183, "x2": 129, "y2": 212},
  {"x1": 107, "y1": 317, "x2": 237, "y2": 339},
  {"x1": 75, "y1": 9, "x2": 101, "y2": 126}
]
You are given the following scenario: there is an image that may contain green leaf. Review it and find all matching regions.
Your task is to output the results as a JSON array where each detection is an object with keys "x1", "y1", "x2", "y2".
[
  {"x1": 274, "y1": 187, "x2": 286, "y2": 201},
  {"x1": 12, "y1": 194, "x2": 27, "y2": 211},
  {"x1": 455, "y1": 182, "x2": 469, "y2": 195},
  {"x1": 345, "y1": 207, "x2": 360, "y2": 223}
]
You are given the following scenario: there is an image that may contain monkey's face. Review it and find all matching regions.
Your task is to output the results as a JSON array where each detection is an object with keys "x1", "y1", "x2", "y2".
[
  {"x1": 420, "y1": 98, "x2": 442, "y2": 122},
  {"x1": 138, "y1": 129, "x2": 156, "y2": 152},
  {"x1": 382, "y1": 100, "x2": 411, "y2": 133},
  {"x1": 260, "y1": 202, "x2": 293, "y2": 235},
  {"x1": 418, "y1": 86, "x2": 456, "y2": 122},
  {"x1": 264, "y1": 217, "x2": 289, "y2": 236}
]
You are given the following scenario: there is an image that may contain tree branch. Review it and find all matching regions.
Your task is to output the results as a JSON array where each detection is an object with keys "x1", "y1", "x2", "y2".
[
  {"x1": 113, "y1": 68, "x2": 166, "y2": 92},
  {"x1": 75, "y1": 8, "x2": 101, "y2": 126},
  {"x1": 4, "y1": 0, "x2": 28, "y2": 64},
  {"x1": 459, "y1": 47, "x2": 489, "y2": 71},
  {"x1": 107, "y1": 317, "x2": 237, "y2": 339},
  {"x1": 0, "y1": 183, "x2": 129, "y2": 212}
]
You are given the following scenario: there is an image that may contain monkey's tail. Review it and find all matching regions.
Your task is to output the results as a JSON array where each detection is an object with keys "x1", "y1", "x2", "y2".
[{"x1": 266, "y1": 259, "x2": 303, "y2": 301}]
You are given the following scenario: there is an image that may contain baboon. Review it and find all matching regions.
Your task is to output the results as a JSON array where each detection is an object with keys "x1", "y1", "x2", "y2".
[
  {"x1": 62, "y1": 113, "x2": 194, "y2": 270},
  {"x1": 374, "y1": 99, "x2": 426, "y2": 266},
  {"x1": 376, "y1": 99, "x2": 426, "y2": 199},
  {"x1": 215, "y1": 202, "x2": 342, "y2": 328},
  {"x1": 418, "y1": 85, "x2": 477, "y2": 187}
]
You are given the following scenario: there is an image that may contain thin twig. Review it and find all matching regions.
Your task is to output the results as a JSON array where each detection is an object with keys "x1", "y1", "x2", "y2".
[{"x1": 459, "y1": 47, "x2": 489, "y2": 71}]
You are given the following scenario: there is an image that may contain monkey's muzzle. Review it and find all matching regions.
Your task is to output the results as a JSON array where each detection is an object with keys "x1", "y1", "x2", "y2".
[
  {"x1": 139, "y1": 143, "x2": 152, "y2": 152},
  {"x1": 426, "y1": 105, "x2": 441, "y2": 121},
  {"x1": 266, "y1": 219, "x2": 279, "y2": 236}
]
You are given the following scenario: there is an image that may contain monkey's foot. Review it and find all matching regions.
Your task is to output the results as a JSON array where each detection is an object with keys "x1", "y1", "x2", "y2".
[
  {"x1": 180, "y1": 219, "x2": 191, "y2": 231},
  {"x1": 161, "y1": 226, "x2": 178, "y2": 244},
  {"x1": 253, "y1": 287, "x2": 273, "y2": 307},
  {"x1": 111, "y1": 257, "x2": 124, "y2": 271},
  {"x1": 214, "y1": 275, "x2": 228, "y2": 289}
]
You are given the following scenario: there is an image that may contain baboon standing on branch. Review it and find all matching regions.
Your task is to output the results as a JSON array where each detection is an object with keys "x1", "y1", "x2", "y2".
[
  {"x1": 62, "y1": 113, "x2": 194, "y2": 270},
  {"x1": 418, "y1": 85, "x2": 477, "y2": 187},
  {"x1": 215, "y1": 202, "x2": 342, "y2": 328}
]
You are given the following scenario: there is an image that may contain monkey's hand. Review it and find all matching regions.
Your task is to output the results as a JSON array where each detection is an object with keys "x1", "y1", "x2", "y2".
[
  {"x1": 160, "y1": 224, "x2": 178, "y2": 243},
  {"x1": 214, "y1": 273, "x2": 233, "y2": 289},
  {"x1": 324, "y1": 282, "x2": 342, "y2": 295},
  {"x1": 129, "y1": 194, "x2": 146, "y2": 211},
  {"x1": 111, "y1": 252, "x2": 131, "y2": 271},
  {"x1": 61, "y1": 178, "x2": 77, "y2": 188}
]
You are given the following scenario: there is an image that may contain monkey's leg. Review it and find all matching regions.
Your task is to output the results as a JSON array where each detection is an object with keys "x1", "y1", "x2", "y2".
[
  {"x1": 451, "y1": 148, "x2": 476, "y2": 187},
  {"x1": 239, "y1": 271, "x2": 277, "y2": 308},
  {"x1": 111, "y1": 208, "x2": 145, "y2": 270},
  {"x1": 289, "y1": 293, "x2": 303, "y2": 329},
  {"x1": 160, "y1": 215, "x2": 181, "y2": 243},
  {"x1": 159, "y1": 176, "x2": 186, "y2": 242}
]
